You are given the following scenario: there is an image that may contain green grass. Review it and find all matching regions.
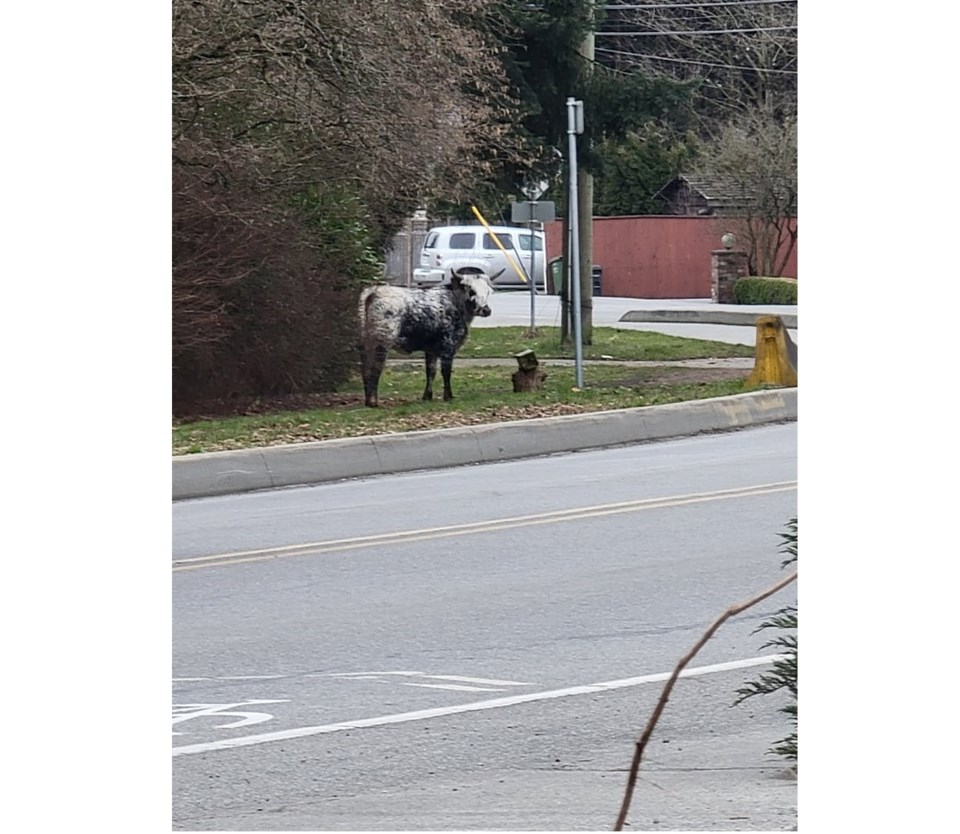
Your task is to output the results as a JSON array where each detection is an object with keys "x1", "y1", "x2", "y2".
[
  {"x1": 173, "y1": 328, "x2": 760, "y2": 455},
  {"x1": 461, "y1": 326, "x2": 754, "y2": 360}
]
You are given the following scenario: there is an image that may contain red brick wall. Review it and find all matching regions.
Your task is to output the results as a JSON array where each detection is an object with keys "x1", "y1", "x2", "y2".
[{"x1": 542, "y1": 216, "x2": 798, "y2": 298}]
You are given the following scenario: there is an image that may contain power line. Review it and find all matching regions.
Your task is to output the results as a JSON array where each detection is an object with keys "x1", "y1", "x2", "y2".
[
  {"x1": 602, "y1": 1, "x2": 795, "y2": 8},
  {"x1": 597, "y1": 26, "x2": 797, "y2": 36},
  {"x1": 595, "y1": 45, "x2": 797, "y2": 74}
]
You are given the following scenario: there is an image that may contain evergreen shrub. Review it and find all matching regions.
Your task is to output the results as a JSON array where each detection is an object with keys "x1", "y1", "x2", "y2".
[
  {"x1": 733, "y1": 276, "x2": 798, "y2": 305},
  {"x1": 735, "y1": 518, "x2": 798, "y2": 761}
]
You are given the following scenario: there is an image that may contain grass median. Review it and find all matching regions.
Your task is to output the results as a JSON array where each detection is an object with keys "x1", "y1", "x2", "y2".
[{"x1": 173, "y1": 327, "x2": 757, "y2": 456}]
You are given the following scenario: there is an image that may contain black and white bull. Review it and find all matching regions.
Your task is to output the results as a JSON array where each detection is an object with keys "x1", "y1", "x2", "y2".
[{"x1": 358, "y1": 271, "x2": 494, "y2": 407}]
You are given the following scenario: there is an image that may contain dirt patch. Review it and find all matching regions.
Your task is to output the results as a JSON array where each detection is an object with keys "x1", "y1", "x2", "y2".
[
  {"x1": 594, "y1": 365, "x2": 749, "y2": 389},
  {"x1": 174, "y1": 393, "x2": 369, "y2": 424}
]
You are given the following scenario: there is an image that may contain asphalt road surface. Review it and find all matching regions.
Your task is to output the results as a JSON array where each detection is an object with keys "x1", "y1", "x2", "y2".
[
  {"x1": 173, "y1": 423, "x2": 798, "y2": 830},
  {"x1": 474, "y1": 292, "x2": 798, "y2": 346}
]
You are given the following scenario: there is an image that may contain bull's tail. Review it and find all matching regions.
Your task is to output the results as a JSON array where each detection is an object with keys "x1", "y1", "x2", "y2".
[
  {"x1": 358, "y1": 287, "x2": 377, "y2": 334},
  {"x1": 357, "y1": 287, "x2": 387, "y2": 408}
]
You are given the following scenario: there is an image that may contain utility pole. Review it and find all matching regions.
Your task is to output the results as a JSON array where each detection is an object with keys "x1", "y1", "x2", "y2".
[{"x1": 561, "y1": 7, "x2": 596, "y2": 349}]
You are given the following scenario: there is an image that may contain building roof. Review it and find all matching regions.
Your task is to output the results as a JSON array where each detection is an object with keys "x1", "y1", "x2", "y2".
[
  {"x1": 655, "y1": 175, "x2": 759, "y2": 215},
  {"x1": 656, "y1": 174, "x2": 797, "y2": 217}
]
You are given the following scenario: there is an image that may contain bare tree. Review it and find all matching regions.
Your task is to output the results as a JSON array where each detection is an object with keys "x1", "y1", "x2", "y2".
[
  {"x1": 596, "y1": 0, "x2": 797, "y2": 132},
  {"x1": 173, "y1": 0, "x2": 523, "y2": 236},
  {"x1": 172, "y1": 0, "x2": 527, "y2": 407},
  {"x1": 695, "y1": 107, "x2": 797, "y2": 276},
  {"x1": 589, "y1": 2, "x2": 798, "y2": 278}
]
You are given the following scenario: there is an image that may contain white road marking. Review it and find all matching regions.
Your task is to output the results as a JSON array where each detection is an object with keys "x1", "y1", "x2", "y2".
[
  {"x1": 402, "y1": 683, "x2": 504, "y2": 692},
  {"x1": 172, "y1": 655, "x2": 782, "y2": 757}
]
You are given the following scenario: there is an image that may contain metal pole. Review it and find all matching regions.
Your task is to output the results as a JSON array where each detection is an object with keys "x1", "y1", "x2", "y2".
[
  {"x1": 529, "y1": 208, "x2": 536, "y2": 333},
  {"x1": 566, "y1": 98, "x2": 584, "y2": 388}
]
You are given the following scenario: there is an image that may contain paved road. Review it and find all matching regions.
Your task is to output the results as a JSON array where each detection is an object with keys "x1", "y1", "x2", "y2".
[{"x1": 173, "y1": 423, "x2": 798, "y2": 830}]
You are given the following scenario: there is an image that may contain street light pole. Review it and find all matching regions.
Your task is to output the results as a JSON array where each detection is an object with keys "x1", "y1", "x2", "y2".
[{"x1": 566, "y1": 97, "x2": 584, "y2": 388}]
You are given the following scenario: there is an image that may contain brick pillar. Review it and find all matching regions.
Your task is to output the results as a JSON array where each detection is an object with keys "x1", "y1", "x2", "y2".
[{"x1": 711, "y1": 249, "x2": 749, "y2": 303}]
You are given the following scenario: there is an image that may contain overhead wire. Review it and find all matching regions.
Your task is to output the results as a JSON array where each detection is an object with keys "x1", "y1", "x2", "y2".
[
  {"x1": 597, "y1": 26, "x2": 797, "y2": 36},
  {"x1": 595, "y1": 46, "x2": 797, "y2": 74},
  {"x1": 602, "y1": 1, "x2": 795, "y2": 8}
]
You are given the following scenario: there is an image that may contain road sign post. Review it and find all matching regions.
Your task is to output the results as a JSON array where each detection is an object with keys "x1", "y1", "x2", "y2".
[{"x1": 511, "y1": 199, "x2": 555, "y2": 335}]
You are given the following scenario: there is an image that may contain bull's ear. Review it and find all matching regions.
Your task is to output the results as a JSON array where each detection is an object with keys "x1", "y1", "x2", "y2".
[{"x1": 450, "y1": 269, "x2": 462, "y2": 287}]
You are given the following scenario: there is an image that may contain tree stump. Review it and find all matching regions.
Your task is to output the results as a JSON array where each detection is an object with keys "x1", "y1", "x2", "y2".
[{"x1": 512, "y1": 349, "x2": 547, "y2": 392}]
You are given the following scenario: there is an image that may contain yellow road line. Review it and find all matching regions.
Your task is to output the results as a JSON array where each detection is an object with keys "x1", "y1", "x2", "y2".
[{"x1": 173, "y1": 481, "x2": 797, "y2": 573}]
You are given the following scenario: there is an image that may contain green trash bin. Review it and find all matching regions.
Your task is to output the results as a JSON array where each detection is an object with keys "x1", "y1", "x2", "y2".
[{"x1": 549, "y1": 257, "x2": 564, "y2": 295}]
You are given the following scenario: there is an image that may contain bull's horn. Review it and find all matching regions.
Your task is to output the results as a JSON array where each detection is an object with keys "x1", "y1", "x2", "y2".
[{"x1": 489, "y1": 268, "x2": 505, "y2": 280}]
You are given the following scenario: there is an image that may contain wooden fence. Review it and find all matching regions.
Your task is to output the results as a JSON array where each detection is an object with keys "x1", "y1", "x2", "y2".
[{"x1": 384, "y1": 214, "x2": 797, "y2": 298}]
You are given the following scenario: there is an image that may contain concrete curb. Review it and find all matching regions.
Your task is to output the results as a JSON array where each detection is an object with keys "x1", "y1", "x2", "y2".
[
  {"x1": 619, "y1": 310, "x2": 797, "y2": 328},
  {"x1": 172, "y1": 388, "x2": 797, "y2": 501}
]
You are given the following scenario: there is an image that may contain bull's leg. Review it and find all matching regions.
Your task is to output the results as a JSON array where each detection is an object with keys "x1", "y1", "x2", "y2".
[
  {"x1": 440, "y1": 354, "x2": 455, "y2": 401},
  {"x1": 423, "y1": 353, "x2": 437, "y2": 401},
  {"x1": 359, "y1": 343, "x2": 371, "y2": 403},
  {"x1": 362, "y1": 343, "x2": 388, "y2": 407}
]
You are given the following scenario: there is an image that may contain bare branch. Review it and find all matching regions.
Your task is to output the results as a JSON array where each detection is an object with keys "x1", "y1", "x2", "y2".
[
  {"x1": 598, "y1": 0, "x2": 797, "y2": 128},
  {"x1": 612, "y1": 569, "x2": 798, "y2": 831}
]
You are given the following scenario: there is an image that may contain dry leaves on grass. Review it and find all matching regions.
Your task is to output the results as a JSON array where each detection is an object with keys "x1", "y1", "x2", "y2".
[{"x1": 172, "y1": 365, "x2": 751, "y2": 455}]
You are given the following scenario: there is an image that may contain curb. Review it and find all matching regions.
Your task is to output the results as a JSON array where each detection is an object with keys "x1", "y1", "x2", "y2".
[
  {"x1": 172, "y1": 388, "x2": 797, "y2": 501},
  {"x1": 619, "y1": 310, "x2": 797, "y2": 328}
]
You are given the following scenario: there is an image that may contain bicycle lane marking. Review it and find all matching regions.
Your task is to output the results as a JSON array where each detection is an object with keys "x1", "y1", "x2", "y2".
[
  {"x1": 171, "y1": 671, "x2": 534, "y2": 742},
  {"x1": 172, "y1": 654, "x2": 783, "y2": 757},
  {"x1": 172, "y1": 700, "x2": 290, "y2": 736}
]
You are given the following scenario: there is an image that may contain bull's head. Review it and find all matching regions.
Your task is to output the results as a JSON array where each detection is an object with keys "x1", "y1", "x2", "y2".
[
  {"x1": 450, "y1": 270, "x2": 492, "y2": 318},
  {"x1": 451, "y1": 267, "x2": 503, "y2": 284}
]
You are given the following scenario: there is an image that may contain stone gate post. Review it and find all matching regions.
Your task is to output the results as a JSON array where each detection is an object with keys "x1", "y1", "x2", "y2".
[{"x1": 711, "y1": 249, "x2": 749, "y2": 303}]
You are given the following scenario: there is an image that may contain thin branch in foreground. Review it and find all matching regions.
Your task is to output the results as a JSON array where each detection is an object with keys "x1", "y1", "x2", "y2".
[{"x1": 612, "y1": 570, "x2": 798, "y2": 831}]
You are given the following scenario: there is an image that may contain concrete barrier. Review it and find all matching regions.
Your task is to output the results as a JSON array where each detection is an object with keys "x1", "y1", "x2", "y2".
[
  {"x1": 172, "y1": 388, "x2": 797, "y2": 501},
  {"x1": 746, "y1": 316, "x2": 799, "y2": 388}
]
